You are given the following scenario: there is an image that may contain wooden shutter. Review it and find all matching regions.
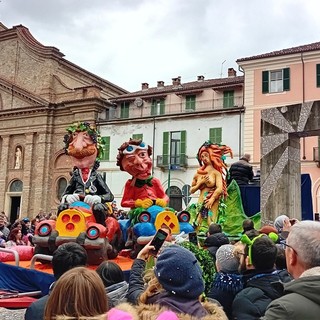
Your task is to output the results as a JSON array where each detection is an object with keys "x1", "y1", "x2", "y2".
[
  {"x1": 151, "y1": 100, "x2": 157, "y2": 116},
  {"x1": 180, "y1": 131, "x2": 186, "y2": 165},
  {"x1": 186, "y1": 95, "x2": 196, "y2": 110},
  {"x1": 209, "y1": 128, "x2": 222, "y2": 144},
  {"x1": 317, "y1": 64, "x2": 320, "y2": 87},
  {"x1": 132, "y1": 134, "x2": 143, "y2": 141},
  {"x1": 163, "y1": 132, "x2": 169, "y2": 165},
  {"x1": 283, "y1": 68, "x2": 290, "y2": 91},
  {"x1": 160, "y1": 99, "x2": 165, "y2": 115},
  {"x1": 223, "y1": 91, "x2": 234, "y2": 108},
  {"x1": 262, "y1": 71, "x2": 269, "y2": 93},
  {"x1": 101, "y1": 136, "x2": 110, "y2": 161}
]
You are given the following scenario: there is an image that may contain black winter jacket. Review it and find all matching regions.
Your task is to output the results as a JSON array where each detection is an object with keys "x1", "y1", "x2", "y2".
[
  {"x1": 232, "y1": 269, "x2": 292, "y2": 320},
  {"x1": 228, "y1": 159, "x2": 253, "y2": 185}
]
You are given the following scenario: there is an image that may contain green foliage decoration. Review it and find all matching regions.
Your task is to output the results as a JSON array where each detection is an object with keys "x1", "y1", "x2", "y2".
[{"x1": 180, "y1": 241, "x2": 216, "y2": 295}]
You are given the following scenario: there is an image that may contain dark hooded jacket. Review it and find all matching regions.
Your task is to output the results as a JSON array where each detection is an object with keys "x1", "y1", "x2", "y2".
[
  {"x1": 263, "y1": 267, "x2": 320, "y2": 320},
  {"x1": 232, "y1": 268, "x2": 292, "y2": 320}
]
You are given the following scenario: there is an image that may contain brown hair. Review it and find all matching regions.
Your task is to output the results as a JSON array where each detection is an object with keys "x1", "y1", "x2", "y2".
[
  {"x1": 44, "y1": 267, "x2": 108, "y2": 319},
  {"x1": 139, "y1": 270, "x2": 164, "y2": 304},
  {"x1": 116, "y1": 138, "x2": 152, "y2": 171}
]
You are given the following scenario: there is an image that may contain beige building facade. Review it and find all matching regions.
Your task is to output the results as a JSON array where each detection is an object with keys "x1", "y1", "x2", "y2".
[
  {"x1": 237, "y1": 42, "x2": 320, "y2": 215},
  {"x1": 0, "y1": 23, "x2": 127, "y2": 222}
]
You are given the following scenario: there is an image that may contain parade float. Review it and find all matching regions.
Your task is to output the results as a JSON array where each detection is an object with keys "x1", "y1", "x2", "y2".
[
  {"x1": 116, "y1": 138, "x2": 194, "y2": 257},
  {"x1": 32, "y1": 122, "x2": 121, "y2": 264}
]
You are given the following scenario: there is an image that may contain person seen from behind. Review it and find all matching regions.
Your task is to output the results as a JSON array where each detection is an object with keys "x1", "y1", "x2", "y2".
[{"x1": 263, "y1": 221, "x2": 320, "y2": 319}]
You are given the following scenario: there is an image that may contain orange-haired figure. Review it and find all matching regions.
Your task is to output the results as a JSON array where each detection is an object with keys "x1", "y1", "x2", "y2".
[{"x1": 190, "y1": 141, "x2": 233, "y2": 229}]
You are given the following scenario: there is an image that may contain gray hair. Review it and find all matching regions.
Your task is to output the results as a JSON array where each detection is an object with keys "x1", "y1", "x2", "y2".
[{"x1": 287, "y1": 220, "x2": 320, "y2": 269}]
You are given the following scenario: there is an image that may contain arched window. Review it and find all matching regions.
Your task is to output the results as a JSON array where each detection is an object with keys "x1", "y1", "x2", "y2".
[
  {"x1": 57, "y1": 177, "x2": 67, "y2": 200},
  {"x1": 166, "y1": 186, "x2": 182, "y2": 211},
  {"x1": 9, "y1": 180, "x2": 23, "y2": 192}
]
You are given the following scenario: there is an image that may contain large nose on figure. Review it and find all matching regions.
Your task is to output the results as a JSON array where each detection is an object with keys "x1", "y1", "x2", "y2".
[
  {"x1": 73, "y1": 132, "x2": 87, "y2": 150},
  {"x1": 134, "y1": 155, "x2": 145, "y2": 169}
]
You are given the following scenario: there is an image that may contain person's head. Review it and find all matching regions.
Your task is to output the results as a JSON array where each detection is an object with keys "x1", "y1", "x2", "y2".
[
  {"x1": 96, "y1": 261, "x2": 124, "y2": 287},
  {"x1": 285, "y1": 220, "x2": 320, "y2": 279},
  {"x1": 242, "y1": 219, "x2": 254, "y2": 233},
  {"x1": 153, "y1": 245, "x2": 204, "y2": 299},
  {"x1": 208, "y1": 223, "x2": 222, "y2": 235},
  {"x1": 259, "y1": 225, "x2": 278, "y2": 236},
  {"x1": 240, "y1": 153, "x2": 251, "y2": 162},
  {"x1": 22, "y1": 218, "x2": 31, "y2": 228},
  {"x1": 116, "y1": 139, "x2": 153, "y2": 179},
  {"x1": 44, "y1": 267, "x2": 108, "y2": 319},
  {"x1": 52, "y1": 242, "x2": 88, "y2": 280},
  {"x1": 8, "y1": 227, "x2": 22, "y2": 241},
  {"x1": 242, "y1": 234, "x2": 277, "y2": 272},
  {"x1": 275, "y1": 244, "x2": 287, "y2": 270},
  {"x1": 274, "y1": 214, "x2": 289, "y2": 233},
  {"x1": 215, "y1": 244, "x2": 240, "y2": 274},
  {"x1": 11, "y1": 220, "x2": 22, "y2": 230}
]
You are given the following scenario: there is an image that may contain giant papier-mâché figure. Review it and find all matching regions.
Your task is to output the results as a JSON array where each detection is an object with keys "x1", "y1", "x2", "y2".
[
  {"x1": 59, "y1": 122, "x2": 114, "y2": 226},
  {"x1": 116, "y1": 138, "x2": 170, "y2": 247},
  {"x1": 191, "y1": 141, "x2": 233, "y2": 229}
]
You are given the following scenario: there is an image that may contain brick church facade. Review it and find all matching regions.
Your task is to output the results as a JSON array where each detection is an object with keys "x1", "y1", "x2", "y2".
[{"x1": 0, "y1": 23, "x2": 127, "y2": 222}]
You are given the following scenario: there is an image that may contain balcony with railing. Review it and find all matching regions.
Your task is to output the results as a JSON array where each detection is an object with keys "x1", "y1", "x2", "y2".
[
  {"x1": 156, "y1": 154, "x2": 188, "y2": 170},
  {"x1": 104, "y1": 96, "x2": 244, "y2": 120}
]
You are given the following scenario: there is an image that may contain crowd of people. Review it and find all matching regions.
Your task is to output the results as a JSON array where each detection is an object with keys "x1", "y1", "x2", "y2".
[
  {"x1": 0, "y1": 210, "x2": 58, "y2": 248},
  {"x1": 0, "y1": 213, "x2": 309, "y2": 319}
]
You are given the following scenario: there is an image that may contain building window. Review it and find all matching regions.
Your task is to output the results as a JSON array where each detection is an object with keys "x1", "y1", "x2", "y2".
[
  {"x1": 151, "y1": 99, "x2": 165, "y2": 116},
  {"x1": 209, "y1": 128, "x2": 222, "y2": 144},
  {"x1": 223, "y1": 90, "x2": 234, "y2": 108},
  {"x1": 162, "y1": 131, "x2": 186, "y2": 166},
  {"x1": 262, "y1": 68, "x2": 290, "y2": 93},
  {"x1": 57, "y1": 177, "x2": 67, "y2": 201},
  {"x1": 165, "y1": 186, "x2": 183, "y2": 211},
  {"x1": 185, "y1": 95, "x2": 196, "y2": 111},
  {"x1": 132, "y1": 134, "x2": 143, "y2": 140},
  {"x1": 9, "y1": 180, "x2": 23, "y2": 192},
  {"x1": 120, "y1": 102, "x2": 130, "y2": 118},
  {"x1": 100, "y1": 136, "x2": 110, "y2": 161},
  {"x1": 317, "y1": 64, "x2": 320, "y2": 87}
]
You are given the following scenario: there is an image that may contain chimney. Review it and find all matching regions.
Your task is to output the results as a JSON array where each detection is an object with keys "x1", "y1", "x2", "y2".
[
  {"x1": 197, "y1": 75, "x2": 205, "y2": 81},
  {"x1": 172, "y1": 76, "x2": 181, "y2": 86},
  {"x1": 228, "y1": 68, "x2": 237, "y2": 77},
  {"x1": 141, "y1": 83, "x2": 149, "y2": 90},
  {"x1": 157, "y1": 81, "x2": 165, "y2": 88}
]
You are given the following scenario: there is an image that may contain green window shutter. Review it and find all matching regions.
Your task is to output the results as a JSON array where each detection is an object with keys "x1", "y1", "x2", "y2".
[
  {"x1": 316, "y1": 64, "x2": 320, "y2": 87},
  {"x1": 283, "y1": 68, "x2": 290, "y2": 91},
  {"x1": 180, "y1": 130, "x2": 186, "y2": 165},
  {"x1": 101, "y1": 136, "x2": 110, "y2": 161},
  {"x1": 209, "y1": 128, "x2": 222, "y2": 144},
  {"x1": 262, "y1": 71, "x2": 269, "y2": 93},
  {"x1": 223, "y1": 91, "x2": 234, "y2": 108},
  {"x1": 186, "y1": 95, "x2": 196, "y2": 110},
  {"x1": 160, "y1": 99, "x2": 165, "y2": 115},
  {"x1": 120, "y1": 102, "x2": 129, "y2": 118},
  {"x1": 163, "y1": 132, "x2": 169, "y2": 165},
  {"x1": 151, "y1": 100, "x2": 157, "y2": 116},
  {"x1": 132, "y1": 134, "x2": 143, "y2": 141}
]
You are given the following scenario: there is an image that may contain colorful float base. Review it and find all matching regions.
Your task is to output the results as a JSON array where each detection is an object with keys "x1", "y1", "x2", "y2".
[{"x1": 0, "y1": 255, "x2": 133, "y2": 309}]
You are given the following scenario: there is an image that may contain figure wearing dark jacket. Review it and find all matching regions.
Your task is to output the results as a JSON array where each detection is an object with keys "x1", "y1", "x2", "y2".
[
  {"x1": 60, "y1": 165, "x2": 114, "y2": 225},
  {"x1": 232, "y1": 269, "x2": 291, "y2": 320},
  {"x1": 204, "y1": 232, "x2": 229, "y2": 260},
  {"x1": 228, "y1": 154, "x2": 254, "y2": 186}
]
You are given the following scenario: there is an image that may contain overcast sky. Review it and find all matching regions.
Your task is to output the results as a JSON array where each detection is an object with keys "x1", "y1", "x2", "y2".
[{"x1": 1, "y1": 0, "x2": 320, "y2": 92}]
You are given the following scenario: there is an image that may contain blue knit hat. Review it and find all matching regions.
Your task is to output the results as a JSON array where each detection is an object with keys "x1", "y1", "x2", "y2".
[{"x1": 154, "y1": 245, "x2": 204, "y2": 299}]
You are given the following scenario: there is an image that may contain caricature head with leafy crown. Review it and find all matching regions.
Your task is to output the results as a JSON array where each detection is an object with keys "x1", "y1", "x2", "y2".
[{"x1": 63, "y1": 121, "x2": 104, "y2": 169}]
